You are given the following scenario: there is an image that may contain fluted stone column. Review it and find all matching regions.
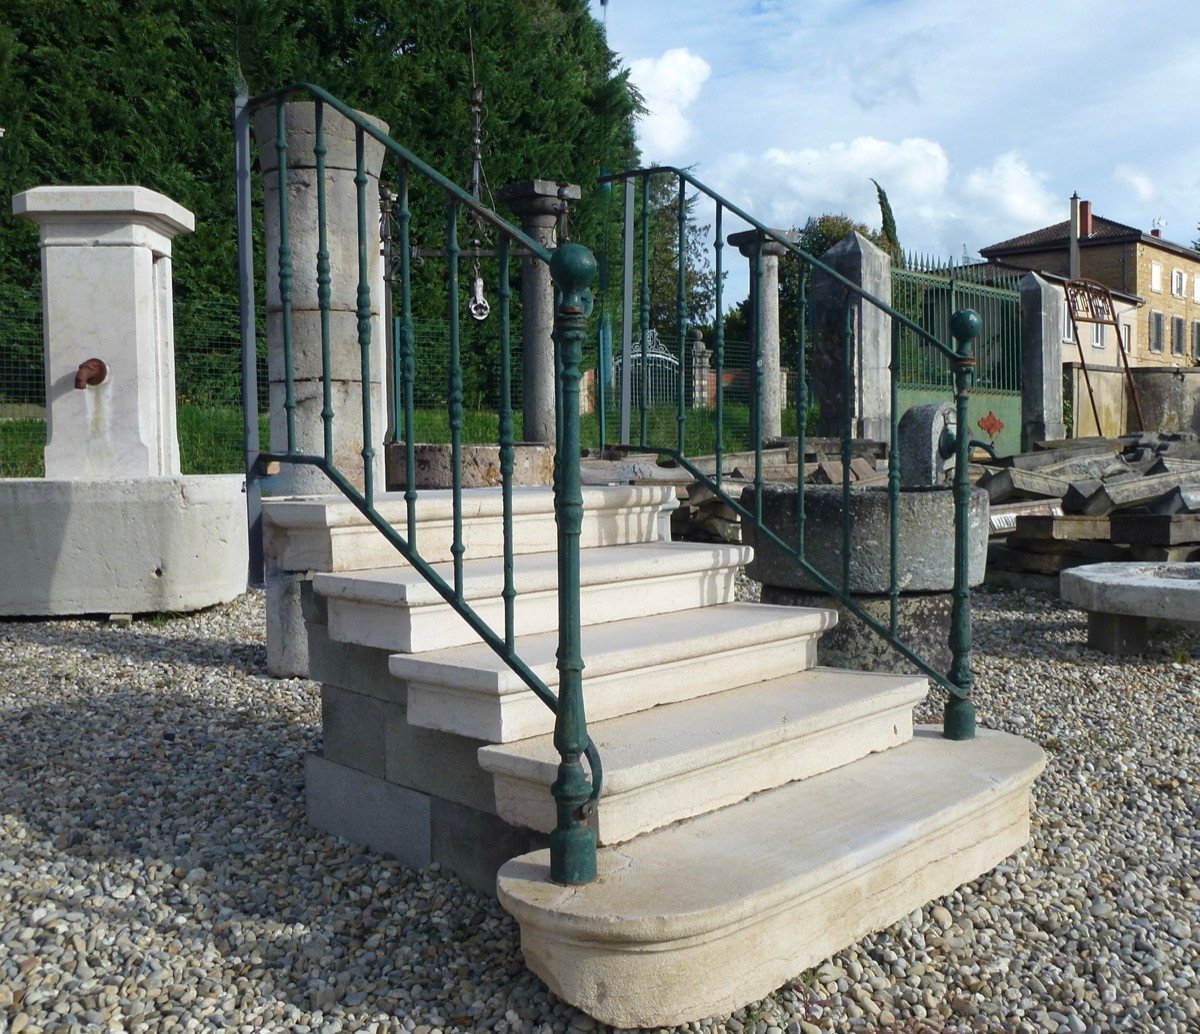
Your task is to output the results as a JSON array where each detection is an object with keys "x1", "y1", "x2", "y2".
[
  {"x1": 728, "y1": 229, "x2": 796, "y2": 439},
  {"x1": 499, "y1": 180, "x2": 580, "y2": 444},
  {"x1": 254, "y1": 102, "x2": 388, "y2": 496}
]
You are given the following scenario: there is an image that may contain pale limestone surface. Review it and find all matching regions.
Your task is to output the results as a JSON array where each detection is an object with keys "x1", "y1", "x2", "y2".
[
  {"x1": 1060, "y1": 561, "x2": 1200, "y2": 622},
  {"x1": 262, "y1": 485, "x2": 678, "y2": 572},
  {"x1": 394, "y1": 603, "x2": 836, "y2": 742},
  {"x1": 13, "y1": 185, "x2": 194, "y2": 480},
  {"x1": 479, "y1": 667, "x2": 927, "y2": 844},
  {"x1": 498, "y1": 728, "x2": 1045, "y2": 1028},
  {"x1": 315, "y1": 542, "x2": 751, "y2": 652},
  {"x1": 0, "y1": 476, "x2": 246, "y2": 615}
]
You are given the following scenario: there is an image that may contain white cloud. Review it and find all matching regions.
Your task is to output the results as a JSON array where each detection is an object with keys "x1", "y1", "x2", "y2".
[
  {"x1": 1114, "y1": 165, "x2": 1155, "y2": 203},
  {"x1": 628, "y1": 48, "x2": 711, "y2": 160},
  {"x1": 961, "y1": 152, "x2": 1059, "y2": 227},
  {"x1": 711, "y1": 139, "x2": 1061, "y2": 263}
]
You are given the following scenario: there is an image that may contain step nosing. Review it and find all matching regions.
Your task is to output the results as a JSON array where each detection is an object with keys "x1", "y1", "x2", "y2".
[
  {"x1": 497, "y1": 730, "x2": 1045, "y2": 943},
  {"x1": 479, "y1": 686, "x2": 927, "y2": 783}
]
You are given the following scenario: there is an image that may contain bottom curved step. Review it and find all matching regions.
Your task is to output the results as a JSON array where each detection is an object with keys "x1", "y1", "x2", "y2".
[{"x1": 497, "y1": 727, "x2": 1045, "y2": 1028}]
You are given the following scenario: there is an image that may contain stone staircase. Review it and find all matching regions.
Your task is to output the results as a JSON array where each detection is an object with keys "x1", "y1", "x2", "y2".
[{"x1": 263, "y1": 483, "x2": 1044, "y2": 1028}]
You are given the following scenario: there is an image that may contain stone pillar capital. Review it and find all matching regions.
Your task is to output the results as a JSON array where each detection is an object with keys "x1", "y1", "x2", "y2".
[
  {"x1": 499, "y1": 180, "x2": 581, "y2": 230},
  {"x1": 727, "y1": 228, "x2": 797, "y2": 260},
  {"x1": 14, "y1": 185, "x2": 194, "y2": 258}
]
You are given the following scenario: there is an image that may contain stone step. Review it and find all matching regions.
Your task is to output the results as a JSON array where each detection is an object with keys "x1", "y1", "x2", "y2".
[
  {"x1": 498, "y1": 727, "x2": 1045, "y2": 1028},
  {"x1": 478, "y1": 666, "x2": 928, "y2": 845},
  {"x1": 391, "y1": 603, "x2": 838, "y2": 742},
  {"x1": 262, "y1": 484, "x2": 678, "y2": 573},
  {"x1": 314, "y1": 542, "x2": 753, "y2": 652}
]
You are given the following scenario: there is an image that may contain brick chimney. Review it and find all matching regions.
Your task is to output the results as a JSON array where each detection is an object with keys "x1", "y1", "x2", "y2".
[
  {"x1": 1079, "y1": 199, "x2": 1093, "y2": 237},
  {"x1": 1069, "y1": 193, "x2": 1080, "y2": 278},
  {"x1": 1151, "y1": 227, "x2": 1163, "y2": 238}
]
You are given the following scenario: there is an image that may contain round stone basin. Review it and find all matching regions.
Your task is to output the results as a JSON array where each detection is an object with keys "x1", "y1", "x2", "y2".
[
  {"x1": 741, "y1": 483, "x2": 989, "y2": 594},
  {"x1": 1060, "y1": 562, "x2": 1200, "y2": 622}
]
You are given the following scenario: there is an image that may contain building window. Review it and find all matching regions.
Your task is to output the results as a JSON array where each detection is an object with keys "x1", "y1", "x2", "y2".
[
  {"x1": 1172, "y1": 315, "x2": 1186, "y2": 355},
  {"x1": 1123, "y1": 324, "x2": 1132, "y2": 353},
  {"x1": 1062, "y1": 304, "x2": 1073, "y2": 342},
  {"x1": 1150, "y1": 262, "x2": 1163, "y2": 293},
  {"x1": 1150, "y1": 310, "x2": 1165, "y2": 352},
  {"x1": 1173, "y1": 269, "x2": 1188, "y2": 297},
  {"x1": 1193, "y1": 320, "x2": 1200, "y2": 359},
  {"x1": 1092, "y1": 322, "x2": 1104, "y2": 348},
  {"x1": 1194, "y1": 275, "x2": 1200, "y2": 303}
]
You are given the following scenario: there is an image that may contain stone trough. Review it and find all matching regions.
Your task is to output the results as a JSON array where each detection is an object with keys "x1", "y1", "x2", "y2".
[{"x1": 1060, "y1": 561, "x2": 1200, "y2": 655}]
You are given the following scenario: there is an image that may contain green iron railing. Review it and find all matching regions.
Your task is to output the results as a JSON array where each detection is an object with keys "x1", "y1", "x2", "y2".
[
  {"x1": 235, "y1": 84, "x2": 599, "y2": 884},
  {"x1": 598, "y1": 165, "x2": 981, "y2": 740}
]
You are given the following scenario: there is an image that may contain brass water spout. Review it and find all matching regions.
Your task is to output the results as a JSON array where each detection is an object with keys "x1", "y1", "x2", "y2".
[{"x1": 74, "y1": 357, "x2": 107, "y2": 389}]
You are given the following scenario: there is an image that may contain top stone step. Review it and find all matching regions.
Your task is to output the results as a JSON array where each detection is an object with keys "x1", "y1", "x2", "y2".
[{"x1": 262, "y1": 484, "x2": 679, "y2": 572}]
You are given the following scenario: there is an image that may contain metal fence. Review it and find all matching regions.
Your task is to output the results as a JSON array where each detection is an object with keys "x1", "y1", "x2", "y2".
[{"x1": 892, "y1": 258, "x2": 1022, "y2": 454}]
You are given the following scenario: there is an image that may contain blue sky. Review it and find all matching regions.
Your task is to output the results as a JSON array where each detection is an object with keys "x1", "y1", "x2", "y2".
[{"x1": 590, "y1": 0, "x2": 1200, "y2": 300}]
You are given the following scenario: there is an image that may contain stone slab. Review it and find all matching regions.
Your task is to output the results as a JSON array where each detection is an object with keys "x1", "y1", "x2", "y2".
[
  {"x1": 262, "y1": 484, "x2": 677, "y2": 573},
  {"x1": 0, "y1": 476, "x2": 247, "y2": 616},
  {"x1": 479, "y1": 667, "x2": 926, "y2": 844},
  {"x1": 1087, "y1": 611, "x2": 1149, "y2": 656},
  {"x1": 1012, "y1": 515, "x2": 1111, "y2": 542},
  {"x1": 1109, "y1": 514, "x2": 1200, "y2": 546},
  {"x1": 1060, "y1": 561, "x2": 1200, "y2": 624},
  {"x1": 316, "y1": 542, "x2": 749, "y2": 652},
  {"x1": 394, "y1": 603, "x2": 834, "y2": 742},
  {"x1": 497, "y1": 728, "x2": 1045, "y2": 1027}
]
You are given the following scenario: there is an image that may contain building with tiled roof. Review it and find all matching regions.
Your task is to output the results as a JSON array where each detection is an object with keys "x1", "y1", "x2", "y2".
[{"x1": 982, "y1": 197, "x2": 1200, "y2": 368}]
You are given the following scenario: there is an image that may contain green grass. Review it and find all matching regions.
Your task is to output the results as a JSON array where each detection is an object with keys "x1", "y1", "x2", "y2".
[
  {"x1": 0, "y1": 401, "x2": 808, "y2": 480},
  {"x1": 0, "y1": 418, "x2": 44, "y2": 477}
]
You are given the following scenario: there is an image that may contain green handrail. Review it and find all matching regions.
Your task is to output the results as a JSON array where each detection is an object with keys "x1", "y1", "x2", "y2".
[
  {"x1": 601, "y1": 165, "x2": 978, "y2": 733},
  {"x1": 238, "y1": 83, "x2": 602, "y2": 883}
]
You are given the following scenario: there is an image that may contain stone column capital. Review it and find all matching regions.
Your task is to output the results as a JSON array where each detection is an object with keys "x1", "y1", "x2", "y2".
[
  {"x1": 14, "y1": 185, "x2": 194, "y2": 258},
  {"x1": 727, "y1": 228, "x2": 797, "y2": 260},
  {"x1": 499, "y1": 180, "x2": 581, "y2": 227}
]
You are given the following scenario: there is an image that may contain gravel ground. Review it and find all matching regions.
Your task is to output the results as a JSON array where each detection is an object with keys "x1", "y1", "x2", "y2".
[{"x1": 1, "y1": 585, "x2": 1198, "y2": 1034}]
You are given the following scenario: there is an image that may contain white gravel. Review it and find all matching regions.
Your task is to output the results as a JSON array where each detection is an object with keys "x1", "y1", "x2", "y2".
[{"x1": 1, "y1": 585, "x2": 1198, "y2": 1033}]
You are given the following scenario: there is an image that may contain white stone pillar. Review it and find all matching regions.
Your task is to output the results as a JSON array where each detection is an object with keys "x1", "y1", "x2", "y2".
[
  {"x1": 728, "y1": 229, "x2": 796, "y2": 439},
  {"x1": 499, "y1": 179, "x2": 580, "y2": 445},
  {"x1": 1019, "y1": 272, "x2": 1068, "y2": 449},
  {"x1": 253, "y1": 102, "x2": 389, "y2": 496},
  {"x1": 13, "y1": 186, "x2": 194, "y2": 480}
]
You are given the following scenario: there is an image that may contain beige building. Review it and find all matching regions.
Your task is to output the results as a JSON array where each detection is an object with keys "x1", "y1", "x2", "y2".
[{"x1": 982, "y1": 197, "x2": 1200, "y2": 368}]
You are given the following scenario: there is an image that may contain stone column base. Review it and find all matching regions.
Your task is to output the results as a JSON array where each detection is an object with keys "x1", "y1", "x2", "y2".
[{"x1": 761, "y1": 584, "x2": 952, "y2": 675}]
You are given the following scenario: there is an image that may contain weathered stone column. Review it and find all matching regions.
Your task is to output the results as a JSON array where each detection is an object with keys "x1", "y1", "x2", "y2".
[
  {"x1": 689, "y1": 328, "x2": 710, "y2": 408},
  {"x1": 728, "y1": 229, "x2": 795, "y2": 439},
  {"x1": 253, "y1": 102, "x2": 388, "y2": 496},
  {"x1": 1019, "y1": 272, "x2": 1067, "y2": 450},
  {"x1": 809, "y1": 231, "x2": 892, "y2": 444},
  {"x1": 499, "y1": 180, "x2": 580, "y2": 444},
  {"x1": 14, "y1": 185, "x2": 194, "y2": 479}
]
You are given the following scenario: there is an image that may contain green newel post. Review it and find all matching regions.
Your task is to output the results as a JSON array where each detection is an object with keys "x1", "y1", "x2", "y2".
[
  {"x1": 548, "y1": 241, "x2": 598, "y2": 885},
  {"x1": 945, "y1": 308, "x2": 980, "y2": 741}
]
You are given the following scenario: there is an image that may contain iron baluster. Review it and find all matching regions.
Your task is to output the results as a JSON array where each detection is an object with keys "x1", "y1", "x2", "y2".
[
  {"x1": 314, "y1": 100, "x2": 334, "y2": 465},
  {"x1": 549, "y1": 242, "x2": 599, "y2": 885},
  {"x1": 889, "y1": 318, "x2": 901, "y2": 637},
  {"x1": 796, "y1": 270, "x2": 807, "y2": 561},
  {"x1": 397, "y1": 163, "x2": 417, "y2": 548},
  {"x1": 276, "y1": 101, "x2": 297, "y2": 452},
  {"x1": 841, "y1": 299, "x2": 853, "y2": 594},
  {"x1": 354, "y1": 127, "x2": 375, "y2": 505},
  {"x1": 498, "y1": 238, "x2": 516, "y2": 655},
  {"x1": 447, "y1": 198, "x2": 465, "y2": 602},
  {"x1": 676, "y1": 177, "x2": 687, "y2": 454},
  {"x1": 639, "y1": 174, "x2": 650, "y2": 447},
  {"x1": 946, "y1": 309, "x2": 980, "y2": 741},
  {"x1": 752, "y1": 235, "x2": 764, "y2": 525},
  {"x1": 713, "y1": 203, "x2": 724, "y2": 491}
]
